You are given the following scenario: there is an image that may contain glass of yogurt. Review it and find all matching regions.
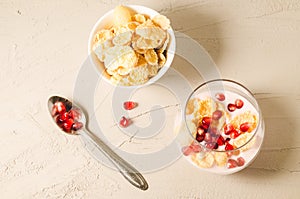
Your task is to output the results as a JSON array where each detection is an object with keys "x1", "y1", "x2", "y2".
[{"x1": 181, "y1": 79, "x2": 264, "y2": 174}]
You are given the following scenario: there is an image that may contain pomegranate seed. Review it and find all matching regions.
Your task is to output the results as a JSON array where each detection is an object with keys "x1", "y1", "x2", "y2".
[
  {"x1": 197, "y1": 126, "x2": 206, "y2": 135},
  {"x1": 119, "y1": 116, "x2": 131, "y2": 128},
  {"x1": 208, "y1": 127, "x2": 219, "y2": 137},
  {"x1": 240, "y1": 122, "x2": 250, "y2": 132},
  {"x1": 60, "y1": 112, "x2": 69, "y2": 121},
  {"x1": 53, "y1": 102, "x2": 66, "y2": 115},
  {"x1": 196, "y1": 133, "x2": 205, "y2": 142},
  {"x1": 215, "y1": 93, "x2": 225, "y2": 101},
  {"x1": 217, "y1": 136, "x2": 225, "y2": 146},
  {"x1": 182, "y1": 146, "x2": 193, "y2": 156},
  {"x1": 202, "y1": 117, "x2": 212, "y2": 127},
  {"x1": 237, "y1": 157, "x2": 245, "y2": 166},
  {"x1": 202, "y1": 124, "x2": 209, "y2": 131},
  {"x1": 229, "y1": 130, "x2": 240, "y2": 139},
  {"x1": 235, "y1": 99, "x2": 244, "y2": 109},
  {"x1": 123, "y1": 101, "x2": 138, "y2": 110},
  {"x1": 196, "y1": 133, "x2": 204, "y2": 142},
  {"x1": 72, "y1": 122, "x2": 83, "y2": 131},
  {"x1": 190, "y1": 142, "x2": 202, "y2": 153},
  {"x1": 224, "y1": 123, "x2": 234, "y2": 135},
  {"x1": 225, "y1": 143, "x2": 234, "y2": 151},
  {"x1": 68, "y1": 109, "x2": 81, "y2": 120},
  {"x1": 227, "y1": 159, "x2": 238, "y2": 169},
  {"x1": 205, "y1": 142, "x2": 218, "y2": 150},
  {"x1": 51, "y1": 106, "x2": 58, "y2": 116},
  {"x1": 204, "y1": 133, "x2": 213, "y2": 142},
  {"x1": 62, "y1": 119, "x2": 74, "y2": 132},
  {"x1": 225, "y1": 137, "x2": 231, "y2": 143},
  {"x1": 212, "y1": 110, "x2": 223, "y2": 120},
  {"x1": 227, "y1": 103, "x2": 236, "y2": 112},
  {"x1": 54, "y1": 115, "x2": 64, "y2": 128}
]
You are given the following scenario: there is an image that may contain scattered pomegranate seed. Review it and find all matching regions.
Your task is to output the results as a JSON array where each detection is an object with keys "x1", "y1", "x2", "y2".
[
  {"x1": 119, "y1": 116, "x2": 131, "y2": 128},
  {"x1": 227, "y1": 103, "x2": 236, "y2": 112},
  {"x1": 123, "y1": 101, "x2": 138, "y2": 110},
  {"x1": 215, "y1": 93, "x2": 225, "y2": 101},
  {"x1": 205, "y1": 142, "x2": 218, "y2": 150},
  {"x1": 230, "y1": 130, "x2": 240, "y2": 139},
  {"x1": 227, "y1": 159, "x2": 238, "y2": 169},
  {"x1": 72, "y1": 122, "x2": 83, "y2": 131},
  {"x1": 212, "y1": 110, "x2": 223, "y2": 120},
  {"x1": 217, "y1": 136, "x2": 225, "y2": 146},
  {"x1": 63, "y1": 119, "x2": 74, "y2": 132},
  {"x1": 237, "y1": 157, "x2": 245, "y2": 166},
  {"x1": 225, "y1": 143, "x2": 234, "y2": 151},
  {"x1": 68, "y1": 109, "x2": 81, "y2": 120},
  {"x1": 52, "y1": 102, "x2": 66, "y2": 116},
  {"x1": 182, "y1": 146, "x2": 193, "y2": 156},
  {"x1": 235, "y1": 99, "x2": 244, "y2": 109},
  {"x1": 224, "y1": 123, "x2": 234, "y2": 135},
  {"x1": 240, "y1": 122, "x2": 250, "y2": 132},
  {"x1": 202, "y1": 117, "x2": 212, "y2": 127}
]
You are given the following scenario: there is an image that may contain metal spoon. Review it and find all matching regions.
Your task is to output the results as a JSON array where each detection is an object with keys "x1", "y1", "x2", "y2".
[{"x1": 48, "y1": 95, "x2": 148, "y2": 191}]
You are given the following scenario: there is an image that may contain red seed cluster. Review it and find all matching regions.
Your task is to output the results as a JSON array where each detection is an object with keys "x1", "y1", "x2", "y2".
[{"x1": 52, "y1": 101, "x2": 83, "y2": 133}]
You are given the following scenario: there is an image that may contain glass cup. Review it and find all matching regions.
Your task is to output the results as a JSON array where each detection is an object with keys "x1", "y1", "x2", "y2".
[{"x1": 180, "y1": 79, "x2": 264, "y2": 174}]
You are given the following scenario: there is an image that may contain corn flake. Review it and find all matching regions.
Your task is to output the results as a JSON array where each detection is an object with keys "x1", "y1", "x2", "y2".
[
  {"x1": 112, "y1": 31, "x2": 133, "y2": 46},
  {"x1": 157, "y1": 52, "x2": 166, "y2": 67},
  {"x1": 152, "y1": 14, "x2": 171, "y2": 30},
  {"x1": 135, "y1": 26, "x2": 166, "y2": 41},
  {"x1": 147, "y1": 65, "x2": 159, "y2": 77},
  {"x1": 191, "y1": 152, "x2": 214, "y2": 168},
  {"x1": 104, "y1": 46, "x2": 137, "y2": 71},
  {"x1": 132, "y1": 14, "x2": 147, "y2": 24},
  {"x1": 144, "y1": 49, "x2": 158, "y2": 65},
  {"x1": 214, "y1": 152, "x2": 228, "y2": 167}
]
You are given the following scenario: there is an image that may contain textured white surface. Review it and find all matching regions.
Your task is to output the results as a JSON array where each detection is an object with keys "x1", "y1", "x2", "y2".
[{"x1": 1, "y1": 0, "x2": 300, "y2": 198}]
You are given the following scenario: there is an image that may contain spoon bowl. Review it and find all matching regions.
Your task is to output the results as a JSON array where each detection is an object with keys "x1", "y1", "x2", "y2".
[{"x1": 48, "y1": 95, "x2": 148, "y2": 190}]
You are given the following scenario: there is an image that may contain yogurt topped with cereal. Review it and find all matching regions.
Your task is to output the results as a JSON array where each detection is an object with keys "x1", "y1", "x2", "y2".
[{"x1": 92, "y1": 5, "x2": 172, "y2": 86}]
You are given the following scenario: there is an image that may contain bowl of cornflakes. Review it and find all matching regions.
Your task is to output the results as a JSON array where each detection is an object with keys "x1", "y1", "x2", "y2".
[{"x1": 88, "y1": 5, "x2": 176, "y2": 87}]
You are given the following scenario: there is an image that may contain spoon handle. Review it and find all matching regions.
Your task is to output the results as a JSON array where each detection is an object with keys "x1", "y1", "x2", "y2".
[{"x1": 81, "y1": 128, "x2": 148, "y2": 191}]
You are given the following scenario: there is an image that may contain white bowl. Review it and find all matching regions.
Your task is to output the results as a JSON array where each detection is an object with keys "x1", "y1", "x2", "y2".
[{"x1": 88, "y1": 5, "x2": 176, "y2": 87}]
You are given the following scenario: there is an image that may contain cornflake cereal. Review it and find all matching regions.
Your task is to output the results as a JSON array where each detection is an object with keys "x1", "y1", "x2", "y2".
[{"x1": 92, "y1": 5, "x2": 171, "y2": 86}]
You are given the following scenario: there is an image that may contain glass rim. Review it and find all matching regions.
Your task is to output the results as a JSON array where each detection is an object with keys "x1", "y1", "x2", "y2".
[{"x1": 184, "y1": 79, "x2": 262, "y2": 152}]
